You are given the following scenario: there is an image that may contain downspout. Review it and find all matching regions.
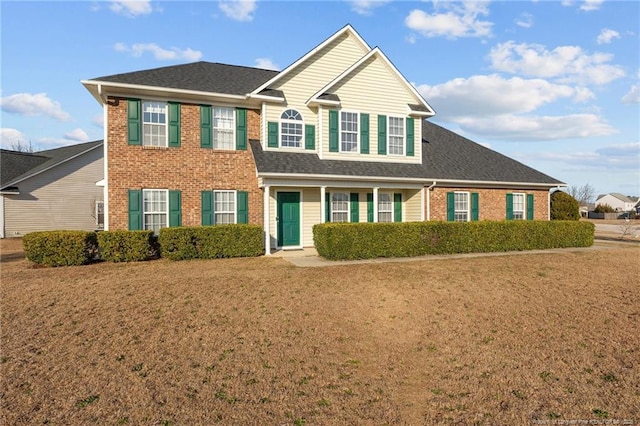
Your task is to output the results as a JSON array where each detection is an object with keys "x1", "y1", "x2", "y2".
[
  {"x1": 99, "y1": 84, "x2": 109, "y2": 230},
  {"x1": 426, "y1": 181, "x2": 436, "y2": 221}
]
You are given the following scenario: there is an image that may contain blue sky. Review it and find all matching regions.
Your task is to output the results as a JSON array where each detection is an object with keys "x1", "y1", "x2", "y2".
[{"x1": 1, "y1": 0, "x2": 639, "y2": 197}]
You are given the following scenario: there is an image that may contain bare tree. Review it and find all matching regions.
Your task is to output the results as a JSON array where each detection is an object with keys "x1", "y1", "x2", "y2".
[
  {"x1": 566, "y1": 183, "x2": 596, "y2": 206},
  {"x1": 7, "y1": 139, "x2": 35, "y2": 153}
]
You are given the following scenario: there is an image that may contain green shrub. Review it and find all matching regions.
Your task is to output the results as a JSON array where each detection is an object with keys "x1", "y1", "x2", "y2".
[
  {"x1": 97, "y1": 230, "x2": 156, "y2": 262},
  {"x1": 550, "y1": 190, "x2": 580, "y2": 220},
  {"x1": 313, "y1": 221, "x2": 594, "y2": 260},
  {"x1": 158, "y1": 225, "x2": 264, "y2": 260},
  {"x1": 23, "y1": 231, "x2": 98, "y2": 267},
  {"x1": 594, "y1": 203, "x2": 616, "y2": 213}
]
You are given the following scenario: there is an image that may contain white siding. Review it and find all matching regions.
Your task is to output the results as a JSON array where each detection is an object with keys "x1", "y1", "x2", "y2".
[
  {"x1": 3, "y1": 148, "x2": 103, "y2": 236},
  {"x1": 404, "y1": 189, "x2": 422, "y2": 222}
]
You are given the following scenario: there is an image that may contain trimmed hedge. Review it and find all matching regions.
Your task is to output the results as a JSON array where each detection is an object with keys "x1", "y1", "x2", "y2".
[
  {"x1": 313, "y1": 221, "x2": 595, "y2": 260},
  {"x1": 158, "y1": 224, "x2": 264, "y2": 260},
  {"x1": 23, "y1": 231, "x2": 98, "y2": 267},
  {"x1": 97, "y1": 230, "x2": 156, "y2": 262}
]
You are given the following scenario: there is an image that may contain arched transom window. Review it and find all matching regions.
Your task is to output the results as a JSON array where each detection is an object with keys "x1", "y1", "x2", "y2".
[{"x1": 280, "y1": 109, "x2": 303, "y2": 148}]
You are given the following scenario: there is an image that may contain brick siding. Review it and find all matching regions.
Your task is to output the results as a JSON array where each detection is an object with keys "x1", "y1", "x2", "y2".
[
  {"x1": 428, "y1": 187, "x2": 549, "y2": 221},
  {"x1": 106, "y1": 97, "x2": 262, "y2": 230}
]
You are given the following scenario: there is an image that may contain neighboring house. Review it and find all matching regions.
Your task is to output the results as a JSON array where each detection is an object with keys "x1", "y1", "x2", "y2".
[
  {"x1": 82, "y1": 25, "x2": 563, "y2": 254},
  {"x1": 0, "y1": 141, "x2": 104, "y2": 238},
  {"x1": 595, "y1": 193, "x2": 638, "y2": 212}
]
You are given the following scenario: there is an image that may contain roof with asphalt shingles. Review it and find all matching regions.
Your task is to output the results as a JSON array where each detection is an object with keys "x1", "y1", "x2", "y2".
[
  {"x1": 250, "y1": 120, "x2": 563, "y2": 185},
  {"x1": 89, "y1": 61, "x2": 279, "y2": 96},
  {"x1": 1, "y1": 141, "x2": 103, "y2": 189}
]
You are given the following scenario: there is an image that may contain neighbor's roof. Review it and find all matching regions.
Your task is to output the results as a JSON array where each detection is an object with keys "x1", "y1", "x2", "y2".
[
  {"x1": 88, "y1": 62, "x2": 279, "y2": 96},
  {"x1": 250, "y1": 121, "x2": 564, "y2": 186},
  {"x1": 1, "y1": 141, "x2": 103, "y2": 189},
  {"x1": 596, "y1": 193, "x2": 636, "y2": 203}
]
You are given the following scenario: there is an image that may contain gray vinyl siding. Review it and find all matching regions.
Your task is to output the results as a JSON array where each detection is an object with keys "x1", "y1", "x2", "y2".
[{"x1": 3, "y1": 148, "x2": 103, "y2": 236}]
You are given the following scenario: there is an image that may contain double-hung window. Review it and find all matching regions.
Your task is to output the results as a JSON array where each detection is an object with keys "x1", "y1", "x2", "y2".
[
  {"x1": 142, "y1": 101, "x2": 167, "y2": 147},
  {"x1": 213, "y1": 107, "x2": 235, "y2": 150},
  {"x1": 340, "y1": 111, "x2": 358, "y2": 152},
  {"x1": 280, "y1": 109, "x2": 303, "y2": 148},
  {"x1": 512, "y1": 193, "x2": 525, "y2": 220},
  {"x1": 143, "y1": 189, "x2": 168, "y2": 234},
  {"x1": 388, "y1": 116, "x2": 404, "y2": 155},
  {"x1": 454, "y1": 192, "x2": 469, "y2": 222},
  {"x1": 378, "y1": 193, "x2": 393, "y2": 222},
  {"x1": 331, "y1": 192, "x2": 349, "y2": 222},
  {"x1": 214, "y1": 190, "x2": 236, "y2": 224},
  {"x1": 96, "y1": 201, "x2": 104, "y2": 230}
]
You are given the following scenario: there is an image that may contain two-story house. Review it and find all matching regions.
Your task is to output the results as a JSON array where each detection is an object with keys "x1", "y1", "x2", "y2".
[{"x1": 82, "y1": 25, "x2": 563, "y2": 254}]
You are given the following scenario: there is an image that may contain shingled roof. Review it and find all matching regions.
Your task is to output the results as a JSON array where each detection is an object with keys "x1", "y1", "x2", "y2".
[
  {"x1": 90, "y1": 62, "x2": 279, "y2": 96},
  {"x1": 1, "y1": 141, "x2": 103, "y2": 190},
  {"x1": 250, "y1": 120, "x2": 563, "y2": 186}
]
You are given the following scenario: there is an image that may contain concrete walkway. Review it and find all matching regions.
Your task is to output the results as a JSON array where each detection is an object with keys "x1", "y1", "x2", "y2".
[{"x1": 271, "y1": 239, "x2": 637, "y2": 268}]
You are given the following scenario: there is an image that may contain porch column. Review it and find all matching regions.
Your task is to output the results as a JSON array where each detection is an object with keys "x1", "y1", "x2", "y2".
[
  {"x1": 264, "y1": 185, "x2": 271, "y2": 255},
  {"x1": 420, "y1": 187, "x2": 425, "y2": 221},
  {"x1": 373, "y1": 187, "x2": 379, "y2": 223},
  {"x1": 320, "y1": 186, "x2": 327, "y2": 223}
]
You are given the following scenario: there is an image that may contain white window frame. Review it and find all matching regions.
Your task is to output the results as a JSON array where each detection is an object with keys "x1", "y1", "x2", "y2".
[
  {"x1": 340, "y1": 111, "x2": 359, "y2": 153},
  {"x1": 142, "y1": 101, "x2": 168, "y2": 147},
  {"x1": 513, "y1": 193, "x2": 525, "y2": 220},
  {"x1": 96, "y1": 201, "x2": 104, "y2": 230},
  {"x1": 331, "y1": 192, "x2": 350, "y2": 223},
  {"x1": 378, "y1": 192, "x2": 393, "y2": 223},
  {"x1": 212, "y1": 106, "x2": 235, "y2": 150},
  {"x1": 454, "y1": 191, "x2": 470, "y2": 222},
  {"x1": 387, "y1": 116, "x2": 405, "y2": 156},
  {"x1": 280, "y1": 109, "x2": 304, "y2": 148},
  {"x1": 142, "y1": 189, "x2": 168, "y2": 234},
  {"x1": 213, "y1": 190, "x2": 237, "y2": 224}
]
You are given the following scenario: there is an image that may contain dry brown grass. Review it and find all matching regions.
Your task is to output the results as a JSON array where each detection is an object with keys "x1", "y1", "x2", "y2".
[{"x1": 1, "y1": 238, "x2": 639, "y2": 425}]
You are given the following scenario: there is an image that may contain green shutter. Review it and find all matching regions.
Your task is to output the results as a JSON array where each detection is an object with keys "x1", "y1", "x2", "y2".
[
  {"x1": 168, "y1": 102, "x2": 181, "y2": 147},
  {"x1": 406, "y1": 117, "x2": 414, "y2": 157},
  {"x1": 329, "y1": 110, "x2": 339, "y2": 152},
  {"x1": 201, "y1": 191, "x2": 213, "y2": 225},
  {"x1": 471, "y1": 192, "x2": 479, "y2": 221},
  {"x1": 360, "y1": 113, "x2": 369, "y2": 154},
  {"x1": 325, "y1": 192, "x2": 331, "y2": 222},
  {"x1": 367, "y1": 193, "x2": 373, "y2": 222},
  {"x1": 305, "y1": 124, "x2": 315, "y2": 150},
  {"x1": 446, "y1": 192, "x2": 455, "y2": 222},
  {"x1": 128, "y1": 189, "x2": 142, "y2": 230},
  {"x1": 350, "y1": 193, "x2": 359, "y2": 223},
  {"x1": 169, "y1": 190, "x2": 182, "y2": 227},
  {"x1": 378, "y1": 115, "x2": 387, "y2": 155},
  {"x1": 267, "y1": 121, "x2": 278, "y2": 148},
  {"x1": 236, "y1": 108, "x2": 247, "y2": 150},
  {"x1": 237, "y1": 191, "x2": 248, "y2": 224},
  {"x1": 506, "y1": 193, "x2": 514, "y2": 220},
  {"x1": 393, "y1": 193, "x2": 402, "y2": 222},
  {"x1": 527, "y1": 193, "x2": 534, "y2": 220},
  {"x1": 200, "y1": 105, "x2": 212, "y2": 149},
  {"x1": 127, "y1": 99, "x2": 141, "y2": 146}
]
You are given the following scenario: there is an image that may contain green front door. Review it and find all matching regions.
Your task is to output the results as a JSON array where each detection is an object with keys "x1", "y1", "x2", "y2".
[{"x1": 277, "y1": 192, "x2": 300, "y2": 247}]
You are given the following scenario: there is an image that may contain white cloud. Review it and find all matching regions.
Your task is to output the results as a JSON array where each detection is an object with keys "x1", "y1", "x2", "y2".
[
  {"x1": 622, "y1": 84, "x2": 640, "y2": 104},
  {"x1": 109, "y1": 0, "x2": 153, "y2": 17},
  {"x1": 92, "y1": 115, "x2": 104, "y2": 128},
  {"x1": 219, "y1": 0, "x2": 256, "y2": 22},
  {"x1": 416, "y1": 74, "x2": 593, "y2": 119},
  {"x1": 580, "y1": 0, "x2": 604, "y2": 12},
  {"x1": 114, "y1": 42, "x2": 202, "y2": 61},
  {"x1": 405, "y1": 1, "x2": 493, "y2": 39},
  {"x1": 0, "y1": 128, "x2": 27, "y2": 149},
  {"x1": 526, "y1": 142, "x2": 640, "y2": 170},
  {"x1": 348, "y1": 0, "x2": 391, "y2": 15},
  {"x1": 454, "y1": 114, "x2": 616, "y2": 141},
  {"x1": 596, "y1": 142, "x2": 640, "y2": 157},
  {"x1": 0, "y1": 92, "x2": 71, "y2": 121},
  {"x1": 488, "y1": 41, "x2": 625, "y2": 85},
  {"x1": 596, "y1": 28, "x2": 620, "y2": 45},
  {"x1": 515, "y1": 12, "x2": 533, "y2": 28},
  {"x1": 254, "y1": 58, "x2": 279, "y2": 71},
  {"x1": 64, "y1": 128, "x2": 90, "y2": 142}
]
